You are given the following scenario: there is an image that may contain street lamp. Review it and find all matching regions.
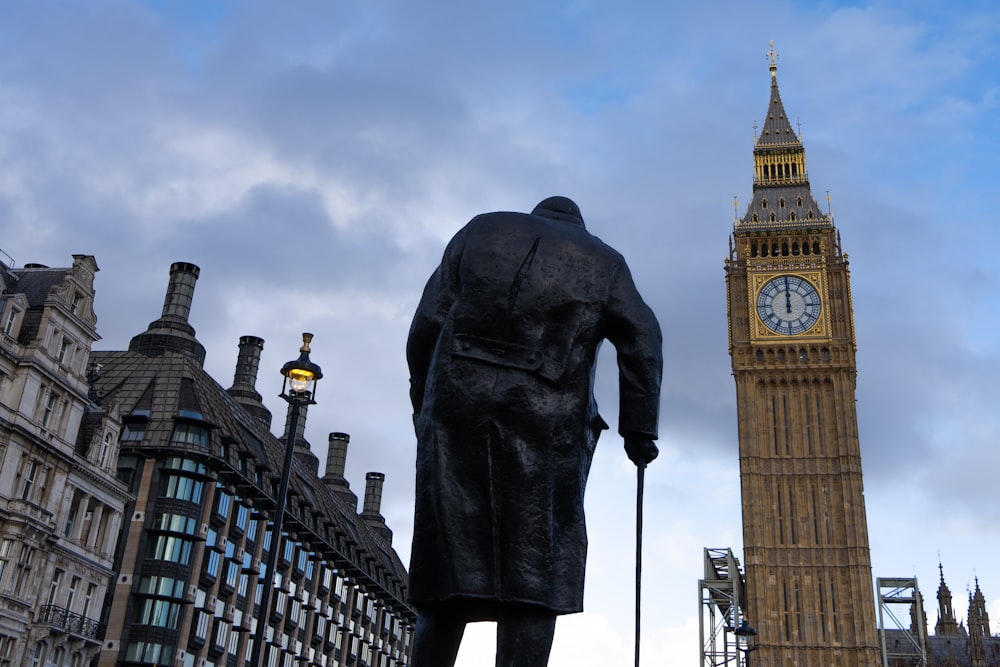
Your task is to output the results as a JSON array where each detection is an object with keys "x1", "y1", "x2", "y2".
[
  {"x1": 734, "y1": 620, "x2": 758, "y2": 667},
  {"x1": 249, "y1": 333, "x2": 323, "y2": 667}
]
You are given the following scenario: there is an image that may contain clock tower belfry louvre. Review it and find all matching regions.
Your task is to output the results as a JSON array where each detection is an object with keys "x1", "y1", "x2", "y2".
[{"x1": 723, "y1": 49, "x2": 882, "y2": 665}]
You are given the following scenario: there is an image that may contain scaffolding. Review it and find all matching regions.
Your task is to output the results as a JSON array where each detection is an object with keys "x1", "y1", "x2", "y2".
[
  {"x1": 699, "y1": 548, "x2": 748, "y2": 667},
  {"x1": 877, "y1": 577, "x2": 927, "y2": 667}
]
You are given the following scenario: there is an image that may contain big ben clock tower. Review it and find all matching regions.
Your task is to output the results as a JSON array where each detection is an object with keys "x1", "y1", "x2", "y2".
[{"x1": 725, "y1": 46, "x2": 882, "y2": 665}]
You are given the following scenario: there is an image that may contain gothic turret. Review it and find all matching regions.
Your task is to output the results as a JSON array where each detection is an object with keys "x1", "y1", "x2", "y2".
[{"x1": 935, "y1": 562, "x2": 960, "y2": 636}]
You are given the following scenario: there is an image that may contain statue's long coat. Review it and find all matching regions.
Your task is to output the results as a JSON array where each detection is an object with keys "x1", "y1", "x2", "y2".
[{"x1": 407, "y1": 207, "x2": 662, "y2": 615}]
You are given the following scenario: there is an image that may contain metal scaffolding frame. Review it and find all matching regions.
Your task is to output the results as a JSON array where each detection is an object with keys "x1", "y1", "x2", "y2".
[
  {"x1": 877, "y1": 577, "x2": 928, "y2": 667},
  {"x1": 699, "y1": 547, "x2": 748, "y2": 667}
]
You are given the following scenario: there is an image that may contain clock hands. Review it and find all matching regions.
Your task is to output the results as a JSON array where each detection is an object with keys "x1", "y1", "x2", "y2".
[{"x1": 784, "y1": 276, "x2": 792, "y2": 314}]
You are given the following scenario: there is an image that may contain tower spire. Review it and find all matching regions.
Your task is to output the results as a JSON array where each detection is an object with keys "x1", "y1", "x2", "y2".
[{"x1": 737, "y1": 46, "x2": 828, "y2": 230}]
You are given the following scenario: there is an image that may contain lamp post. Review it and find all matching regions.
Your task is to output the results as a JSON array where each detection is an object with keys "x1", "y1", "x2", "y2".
[
  {"x1": 248, "y1": 333, "x2": 323, "y2": 667},
  {"x1": 734, "y1": 620, "x2": 758, "y2": 667}
]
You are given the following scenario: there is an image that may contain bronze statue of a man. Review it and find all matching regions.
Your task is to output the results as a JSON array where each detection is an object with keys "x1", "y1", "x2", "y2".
[{"x1": 406, "y1": 196, "x2": 662, "y2": 666}]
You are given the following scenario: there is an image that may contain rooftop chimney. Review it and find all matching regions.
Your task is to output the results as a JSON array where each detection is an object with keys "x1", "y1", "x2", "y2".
[
  {"x1": 227, "y1": 335, "x2": 272, "y2": 429},
  {"x1": 361, "y1": 472, "x2": 392, "y2": 543},
  {"x1": 129, "y1": 262, "x2": 206, "y2": 364},
  {"x1": 283, "y1": 401, "x2": 318, "y2": 476},
  {"x1": 323, "y1": 432, "x2": 358, "y2": 509}
]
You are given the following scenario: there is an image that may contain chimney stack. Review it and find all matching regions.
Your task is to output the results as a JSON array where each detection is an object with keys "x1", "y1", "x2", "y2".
[
  {"x1": 323, "y1": 432, "x2": 357, "y2": 509},
  {"x1": 283, "y1": 402, "x2": 318, "y2": 476},
  {"x1": 362, "y1": 472, "x2": 392, "y2": 543},
  {"x1": 160, "y1": 261, "x2": 200, "y2": 325},
  {"x1": 227, "y1": 335, "x2": 272, "y2": 429},
  {"x1": 129, "y1": 261, "x2": 206, "y2": 364}
]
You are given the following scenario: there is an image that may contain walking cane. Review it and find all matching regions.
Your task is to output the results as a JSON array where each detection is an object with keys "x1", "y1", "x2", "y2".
[{"x1": 634, "y1": 461, "x2": 646, "y2": 667}]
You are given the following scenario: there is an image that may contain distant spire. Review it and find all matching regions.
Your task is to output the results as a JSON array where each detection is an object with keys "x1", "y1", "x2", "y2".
[
  {"x1": 969, "y1": 577, "x2": 988, "y2": 666},
  {"x1": 936, "y1": 561, "x2": 960, "y2": 636}
]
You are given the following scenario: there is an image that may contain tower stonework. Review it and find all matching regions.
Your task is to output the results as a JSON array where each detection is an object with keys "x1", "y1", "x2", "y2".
[{"x1": 725, "y1": 50, "x2": 881, "y2": 665}]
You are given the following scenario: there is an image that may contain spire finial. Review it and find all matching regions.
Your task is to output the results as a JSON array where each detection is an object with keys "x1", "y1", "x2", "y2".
[{"x1": 767, "y1": 40, "x2": 779, "y2": 78}]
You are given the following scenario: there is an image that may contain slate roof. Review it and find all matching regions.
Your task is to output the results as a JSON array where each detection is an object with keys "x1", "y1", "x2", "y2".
[
  {"x1": 91, "y1": 339, "x2": 412, "y2": 612},
  {"x1": 4, "y1": 265, "x2": 72, "y2": 343}
]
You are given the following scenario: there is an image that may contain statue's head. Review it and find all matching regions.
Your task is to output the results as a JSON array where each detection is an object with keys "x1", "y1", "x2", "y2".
[{"x1": 532, "y1": 196, "x2": 584, "y2": 228}]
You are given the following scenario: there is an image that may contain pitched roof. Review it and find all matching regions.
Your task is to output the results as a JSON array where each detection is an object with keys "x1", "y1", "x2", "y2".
[{"x1": 91, "y1": 344, "x2": 411, "y2": 610}]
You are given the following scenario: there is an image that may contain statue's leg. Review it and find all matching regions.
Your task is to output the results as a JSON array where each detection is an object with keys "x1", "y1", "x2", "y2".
[
  {"x1": 495, "y1": 607, "x2": 557, "y2": 667},
  {"x1": 409, "y1": 607, "x2": 466, "y2": 667}
]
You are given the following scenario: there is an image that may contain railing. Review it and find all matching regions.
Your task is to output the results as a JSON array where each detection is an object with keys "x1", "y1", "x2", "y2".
[{"x1": 38, "y1": 605, "x2": 102, "y2": 639}]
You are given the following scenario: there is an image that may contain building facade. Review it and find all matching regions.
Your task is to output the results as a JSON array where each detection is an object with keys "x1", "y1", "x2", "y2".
[
  {"x1": 883, "y1": 566, "x2": 1000, "y2": 666},
  {"x1": 0, "y1": 253, "x2": 131, "y2": 666},
  {"x1": 724, "y1": 51, "x2": 881, "y2": 664},
  {"x1": 91, "y1": 261, "x2": 415, "y2": 667}
]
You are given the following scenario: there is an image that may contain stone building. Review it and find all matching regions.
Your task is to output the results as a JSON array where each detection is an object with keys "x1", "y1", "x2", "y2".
[
  {"x1": 0, "y1": 253, "x2": 131, "y2": 666},
  {"x1": 884, "y1": 566, "x2": 1000, "y2": 667},
  {"x1": 92, "y1": 261, "x2": 414, "y2": 667}
]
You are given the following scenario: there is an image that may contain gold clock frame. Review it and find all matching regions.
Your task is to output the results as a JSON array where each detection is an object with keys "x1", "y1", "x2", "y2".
[{"x1": 748, "y1": 270, "x2": 830, "y2": 342}]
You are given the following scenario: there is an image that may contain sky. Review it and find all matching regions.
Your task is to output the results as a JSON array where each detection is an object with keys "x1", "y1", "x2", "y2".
[{"x1": 2, "y1": 0, "x2": 999, "y2": 664}]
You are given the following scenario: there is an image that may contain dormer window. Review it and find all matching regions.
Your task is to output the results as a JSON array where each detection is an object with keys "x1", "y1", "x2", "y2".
[
  {"x1": 170, "y1": 422, "x2": 210, "y2": 449},
  {"x1": 71, "y1": 292, "x2": 83, "y2": 313},
  {"x1": 761, "y1": 199, "x2": 768, "y2": 209}
]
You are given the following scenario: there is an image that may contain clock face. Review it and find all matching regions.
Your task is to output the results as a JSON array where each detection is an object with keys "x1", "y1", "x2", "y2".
[{"x1": 756, "y1": 275, "x2": 822, "y2": 335}]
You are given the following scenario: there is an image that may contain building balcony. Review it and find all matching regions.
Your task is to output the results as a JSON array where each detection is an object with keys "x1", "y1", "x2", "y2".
[
  {"x1": 3, "y1": 498, "x2": 56, "y2": 531},
  {"x1": 38, "y1": 604, "x2": 103, "y2": 642}
]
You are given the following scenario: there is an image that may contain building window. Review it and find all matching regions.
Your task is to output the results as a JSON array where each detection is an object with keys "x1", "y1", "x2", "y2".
[
  {"x1": 170, "y1": 422, "x2": 210, "y2": 449},
  {"x1": 215, "y1": 487, "x2": 232, "y2": 520},
  {"x1": 20, "y1": 459, "x2": 40, "y2": 501},
  {"x1": 120, "y1": 420, "x2": 147, "y2": 442},
  {"x1": 124, "y1": 642, "x2": 173, "y2": 665},
  {"x1": 46, "y1": 569, "x2": 64, "y2": 607},
  {"x1": 67, "y1": 576, "x2": 80, "y2": 610},
  {"x1": 0, "y1": 636, "x2": 14, "y2": 667},
  {"x1": 139, "y1": 575, "x2": 185, "y2": 598},
  {"x1": 82, "y1": 583, "x2": 96, "y2": 618},
  {"x1": 41, "y1": 394, "x2": 58, "y2": 428},
  {"x1": 57, "y1": 337, "x2": 71, "y2": 365},
  {"x1": 148, "y1": 535, "x2": 193, "y2": 565},
  {"x1": 12, "y1": 544, "x2": 35, "y2": 597},
  {"x1": 29, "y1": 642, "x2": 44, "y2": 667},
  {"x1": 155, "y1": 513, "x2": 198, "y2": 535},
  {"x1": 3, "y1": 308, "x2": 17, "y2": 335},
  {"x1": 0, "y1": 540, "x2": 12, "y2": 589},
  {"x1": 160, "y1": 475, "x2": 205, "y2": 503},
  {"x1": 134, "y1": 598, "x2": 182, "y2": 629},
  {"x1": 98, "y1": 432, "x2": 113, "y2": 467}
]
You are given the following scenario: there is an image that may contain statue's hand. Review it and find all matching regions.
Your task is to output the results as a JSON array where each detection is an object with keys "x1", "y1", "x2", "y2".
[{"x1": 624, "y1": 436, "x2": 658, "y2": 467}]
